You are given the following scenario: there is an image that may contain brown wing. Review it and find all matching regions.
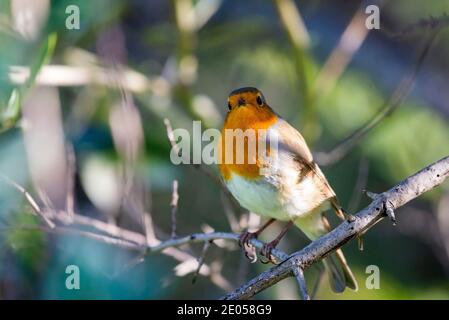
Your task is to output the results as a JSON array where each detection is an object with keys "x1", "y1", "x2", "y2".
[
  {"x1": 274, "y1": 117, "x2": 313, "y2": 162},
  {"x1": 276, "y1": 118, "x2": 346, "y2": 220}
]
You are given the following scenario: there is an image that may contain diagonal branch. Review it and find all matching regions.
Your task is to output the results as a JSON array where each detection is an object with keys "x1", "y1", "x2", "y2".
[{"x1": 221, "y1": 155, "x2": 449, "y2": 300}]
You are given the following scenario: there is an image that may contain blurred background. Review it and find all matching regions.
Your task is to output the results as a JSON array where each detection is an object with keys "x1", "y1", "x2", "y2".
[{"x1": 0, "y1": 0, "x2": 449, "y2": 299}]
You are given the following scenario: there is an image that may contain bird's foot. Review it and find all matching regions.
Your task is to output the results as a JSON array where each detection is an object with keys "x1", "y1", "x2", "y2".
[
  {"x1": 260, "y1": 239, "x2": 280, "y2": 264},
  {"x1": 259, "y1": 220, "x2": 293, "y2": 264},
  {"x1": 239, "y1": 231, "x2": 259, "y2": 263},
  {"x1": 341, "y1": 208, "x2": 356, "y2": 222},
  {"x1": 238, "y1": 230, "x2": 258, "y2": 248}
]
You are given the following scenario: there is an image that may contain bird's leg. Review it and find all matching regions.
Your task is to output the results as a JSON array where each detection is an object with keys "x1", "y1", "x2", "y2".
[
  {"x1": 239, "y1": 218, "x2": 275, "y2": 248},
  {"x1": 260, "y1": 220, "x2": 294, "y2": 264},
  {"x1": 335, "y1": 204, "x2": 356, "y2": 222}
]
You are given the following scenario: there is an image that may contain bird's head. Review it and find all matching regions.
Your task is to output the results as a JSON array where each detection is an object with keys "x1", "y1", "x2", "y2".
[
  {"x1": 227, "y1": 87, "x2": 268, "y2": 111},
  {"x1": 225, "y1": 87, "x2": 276, "y2": 130}
]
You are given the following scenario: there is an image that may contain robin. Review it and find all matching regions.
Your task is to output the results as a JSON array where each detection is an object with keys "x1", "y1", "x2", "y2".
[{"x1": 218, "y1": 87, "x2": 358, "y2": 293}]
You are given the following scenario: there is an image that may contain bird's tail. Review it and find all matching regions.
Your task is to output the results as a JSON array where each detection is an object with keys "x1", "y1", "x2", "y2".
[
  {"x1": 322, "y1": 249, "x2": 358, "y2": 293},
  {"x1": 294, "y1": 212, "x2": 358, "y2": 293},
  {"x1": 321, "y1": 214, "x2": 358, "y2": 292}
]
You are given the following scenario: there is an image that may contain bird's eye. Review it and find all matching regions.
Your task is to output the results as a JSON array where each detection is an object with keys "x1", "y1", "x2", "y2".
[
  {"x1": 256, "y1": 95, "x2": 263, "y2": 106},
  {"x1": 228, "y1": 102, "x2": 232, "y2": 110}
]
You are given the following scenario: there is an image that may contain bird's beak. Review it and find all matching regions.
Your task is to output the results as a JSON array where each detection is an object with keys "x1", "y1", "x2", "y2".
[{"x1": 237, "y1": 98, "x2": 246, "y2": 107}]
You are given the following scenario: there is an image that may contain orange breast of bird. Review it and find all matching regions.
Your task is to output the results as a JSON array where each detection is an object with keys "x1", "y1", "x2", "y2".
[{"x1": 218, "y1": 94, "x2": 277, "y2": 182}]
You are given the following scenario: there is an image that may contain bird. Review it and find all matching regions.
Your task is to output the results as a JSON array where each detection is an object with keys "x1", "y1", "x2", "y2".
[{"x1": 217, "y1": 87, "x2": 358, "y2": 293}]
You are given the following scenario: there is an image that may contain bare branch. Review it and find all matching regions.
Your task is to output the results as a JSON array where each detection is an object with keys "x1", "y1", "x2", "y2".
[
  {"x1": 221, "y1": 155, "x2": 449, "y2": 300},
  {"x1": 143, "y1": 213, "x2": 158, "y2": 246},
  {"x1": 0, "y1": 173, "x2": 55, "y2": 228},
  {"x1": 7, "y1": 157, "x2": 449, "y2": 299},
  {"x1": 0, "y1": 176, "x2": 278, "y2": 287},
  {"x1": 192, "y1": 240, "x2": 212, "y2": 284},
  {"x1": 0, "y1": 176, "x2": 287, "y2": 289},
  {"x1": 8, "y1": 63, "x2": 159, "y2": 94},
  {"x1": 46, "y1": 210, "x2": 147, "y2": 244},
  {"x1": 1, "y1": 225, "x2": 142, "y2": 250}
]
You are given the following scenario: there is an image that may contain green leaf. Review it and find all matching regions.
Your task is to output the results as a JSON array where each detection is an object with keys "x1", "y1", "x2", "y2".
[
  {"x1": 0, "y1": 32, "x2": 58, "y2": 133},
  {"x1": 25, "y1": 32, "x2": 58, "y2": 89},
  {"x1": 3, "y1": 88, "x2": 20, "y2": 121}
]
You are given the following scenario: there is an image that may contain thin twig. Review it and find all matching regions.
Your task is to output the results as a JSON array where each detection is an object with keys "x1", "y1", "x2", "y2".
[
  {"x1": 0, "y1": 173, "x2": 55, "y2": 228},
  {"x1": 171, "y1": 180, "x2": 179, "y2": 239},
  {"x1": 221, "y1": 191, "x2": 241, "y2": 233},
  {"x1": 1, "y1": 169, "x2": 236, "y2": 292},
  {"x1": 0, "y1": 178, "x2": 288, "y2": 266},
  {"x1": 46, "y1": 210, "x2": 147, "y2": 244},
  {"x1": 65, "y1": 143, "x2": 76, "y2": 219},
  {"x1": 163, "y1": 117, "x2": 229, "y2": 189},
  {"x1": 164, "y1": 118, "x2": 179, "y2": 155},
  {"x1": 143, "y1": 212, "x2": 158, "y2": 245},
  {"x1": 0, "y1": 225, "x2": 142, "y2": 250},
  {"x1": 113, "y1": 253, "x2": 146, "y2": 277},
  {"x1": 385, "y1": 14, "x2": 449, "y2": 39},
  {"x1": 192, "y1": 240, "x2": 212, "y2": 284},
  {"x1": 315, "y1": 29, "x2": 439, "y2": 166},
  {"x1": 348, "y1": 157, "x2": 370, "y2": 213}
]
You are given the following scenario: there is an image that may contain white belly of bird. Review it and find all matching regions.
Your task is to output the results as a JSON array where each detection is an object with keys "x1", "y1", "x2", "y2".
[{"x1": 225, "y1": 168, "x2": 328, "y2": 222}]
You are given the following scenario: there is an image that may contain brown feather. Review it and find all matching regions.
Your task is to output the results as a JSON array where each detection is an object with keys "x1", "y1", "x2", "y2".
[{"x1": 277, "y1": 118, "x2": 345, "y2": 220}]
